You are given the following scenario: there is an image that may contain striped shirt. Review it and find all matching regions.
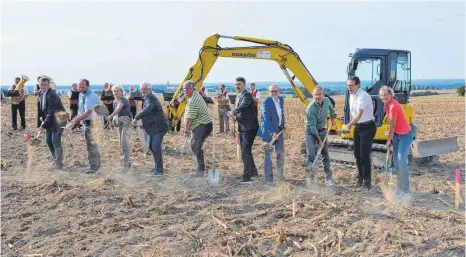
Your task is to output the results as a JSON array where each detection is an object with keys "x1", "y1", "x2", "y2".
[{"x1": 185, "y1": 91, "x2": 212, "y2": 130}]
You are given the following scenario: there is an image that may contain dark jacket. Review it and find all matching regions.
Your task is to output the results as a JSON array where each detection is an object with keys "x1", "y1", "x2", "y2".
[
  {"x1": 233, "y1": 89, "x2": 259, "y2": 132},
  {"x1": 257, "y1": 96, "x2": 285, "y2": 142},
  {"x1": 134, "y1": 94, "x2": 169, "y2": 135},
  {"x1": 39, "y1": 89, "x2": 65, "y2": 132}
]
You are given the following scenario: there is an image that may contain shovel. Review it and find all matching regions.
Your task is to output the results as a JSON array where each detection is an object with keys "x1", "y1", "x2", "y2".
[
  {"x1": 208, "y1": 119, "x2": 220, "y2": 185},
  {"x1": 268, "y1": 129, "x2": 286, "y2": 145},
  {"x1": 181, "y1": 134, "x2": 190, "y2": 154},
  {"x1": 381, "y1": 147, "x2": 394, "y2": 179},
  {"x1": 306, "y1": 129, "x2": 331, "y2": 185},
  {"x1": 29, "y1": 130, "x2": 42, "y2": 146}
]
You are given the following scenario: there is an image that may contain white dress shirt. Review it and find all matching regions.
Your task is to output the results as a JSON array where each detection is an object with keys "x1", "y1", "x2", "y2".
[
  {"x1": 272, "y1": 97, "x2": 283, "y2": 126},
  {"x1": 41, "y1": 89, "x2": 48, "y2": 111},
  {"x1": 349, "y1": 88, "x2": 374, "y2": 123},
  {"x1": 235, "y1": 89, "x2": 245, "y2": 107},
  {"x1": 255, "y1": 90, "x2": 261, "y2": 99}
]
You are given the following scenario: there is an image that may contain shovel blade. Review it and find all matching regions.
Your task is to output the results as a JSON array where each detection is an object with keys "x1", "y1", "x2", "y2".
[
  {"x1": 29, "y1": 138, "x2": 41, "y2": 146},
  {"x1": 305, "y1": 165, "x2": 317, "y2": 187},
  {"x1": 208, "y1": 168, "x2": 220, "y2": 185}
]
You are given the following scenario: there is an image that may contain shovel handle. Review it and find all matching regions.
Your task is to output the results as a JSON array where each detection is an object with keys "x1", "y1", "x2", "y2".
[
  {"x1": 269, "y1": 129, "x2": 286, "y2": 145},
  {"x1": 312, "y1": 129, "x2": 332, "y2": 166}
]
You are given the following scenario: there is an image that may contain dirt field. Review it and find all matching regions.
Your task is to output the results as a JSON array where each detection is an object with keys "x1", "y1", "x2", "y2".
[{"x1": 1, "y1": 95, "x2": 465, "y2": 257}]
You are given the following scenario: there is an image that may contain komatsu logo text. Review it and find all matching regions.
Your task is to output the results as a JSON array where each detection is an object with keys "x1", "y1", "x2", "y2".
[{"x1": 232, "y1": 53, "x2": 256, "y2": 58}]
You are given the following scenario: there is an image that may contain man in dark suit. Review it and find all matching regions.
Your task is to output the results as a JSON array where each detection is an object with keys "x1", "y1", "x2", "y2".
[
  {"x1": 133, "y1": 82, "x2": 169, "y2": 176},
  {"x1": 257, "y1": 84, "x2": 285, "y2": 183},
  {"x1": 37, "y1": 76, "x2": 66, "y2": 170},
  {"x1": 227, "y1": 77, "x2": 259, "y2": 183}
]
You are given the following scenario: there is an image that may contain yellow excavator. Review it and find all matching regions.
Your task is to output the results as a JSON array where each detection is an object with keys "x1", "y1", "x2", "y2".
[{"x1": 165, "y1": 34, "x2": 458, "y2": 167}]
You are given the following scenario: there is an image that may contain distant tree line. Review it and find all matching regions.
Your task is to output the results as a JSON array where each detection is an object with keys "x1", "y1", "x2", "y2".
[
  {"x1": 411, "y1": 85, "x2": 441, "y2": 90},
  {"x1": 457, "y1": 85, "x2": 465, "y2": 97}
]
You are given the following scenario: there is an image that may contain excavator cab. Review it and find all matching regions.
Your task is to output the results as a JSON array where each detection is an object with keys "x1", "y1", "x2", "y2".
[
  {"x1": 331, "y1": 48, "x2": 458, "y2": 166},
  {"x1": 342, "y1": 49, "x2": 413, "y2": 141}
]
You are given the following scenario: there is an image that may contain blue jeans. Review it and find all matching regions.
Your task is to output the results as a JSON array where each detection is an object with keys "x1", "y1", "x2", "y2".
[
  {"x1": 45, "y1": 129, "x2": 63, "y2": 167},
  {"x1": 392, "y1": 130, "x2": 413, "y2": 193},
  {"x1": 264, "y1": 135, "x2": 284, "y2": 181},
  {"x1": 150, "y1": 132, "x2": 165, "y2": 173}
]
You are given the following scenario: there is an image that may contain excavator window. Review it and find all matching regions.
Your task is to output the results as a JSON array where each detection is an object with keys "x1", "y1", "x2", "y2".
[
  {"x1": 390, "y1": 55, "x2": 410, "y2": 93},
  {"x1": 353, "y1": 58, "x2": 382, "y2": 91}
]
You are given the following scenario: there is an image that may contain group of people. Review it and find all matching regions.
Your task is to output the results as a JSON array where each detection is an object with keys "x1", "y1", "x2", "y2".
[
  {"x1": 7, "y1": 75, "x2": 414, "y2": 198},
  {"x1": 30, "y1": 77, "x2": 167, "y2": 173}
]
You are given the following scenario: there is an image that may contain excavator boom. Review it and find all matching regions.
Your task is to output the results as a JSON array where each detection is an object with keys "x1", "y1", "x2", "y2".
[{"x1": 167, "y1": 34, "x2": 324, "y2": 126}]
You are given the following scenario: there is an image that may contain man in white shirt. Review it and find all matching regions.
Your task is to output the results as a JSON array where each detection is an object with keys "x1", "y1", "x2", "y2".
[{"x1": 345, "y1": 76, "x2": 377, "y2": 190}]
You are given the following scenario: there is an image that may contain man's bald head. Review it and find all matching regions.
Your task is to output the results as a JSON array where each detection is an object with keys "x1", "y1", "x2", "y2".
[{"x1": 268, "y1": 84, "x2": 280, "y2": 99}]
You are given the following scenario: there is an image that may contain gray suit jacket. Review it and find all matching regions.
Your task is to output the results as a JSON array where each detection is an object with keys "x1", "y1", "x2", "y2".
[{"x1": 134, "y1": 94, "x2": 169, "y2": 135}]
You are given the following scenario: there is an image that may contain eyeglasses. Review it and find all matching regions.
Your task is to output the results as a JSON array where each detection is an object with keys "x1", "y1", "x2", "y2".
[{"x1": 269, "y1": 90, "x2": 278, "y2": 93}]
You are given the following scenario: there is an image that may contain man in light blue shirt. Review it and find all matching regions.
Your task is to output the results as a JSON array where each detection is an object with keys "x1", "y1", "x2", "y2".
[{"x1": 70, "y1": 79, "x2": 101, "y2": 173}]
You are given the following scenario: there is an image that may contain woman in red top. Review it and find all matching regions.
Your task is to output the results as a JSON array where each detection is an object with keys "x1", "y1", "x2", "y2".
[{"x1": 379, "y1": 86, "x2": 413, "y2": 199}]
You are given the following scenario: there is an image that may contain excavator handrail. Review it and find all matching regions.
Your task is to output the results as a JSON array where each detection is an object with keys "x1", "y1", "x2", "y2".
[{"x1": 166, "y1": 34, "x2": 321, "y2": 127}]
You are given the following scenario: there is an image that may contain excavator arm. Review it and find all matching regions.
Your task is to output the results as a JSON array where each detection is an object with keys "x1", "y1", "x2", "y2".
[{"x1": 167, "y1": 34, "x2": 331, "y2": 127}]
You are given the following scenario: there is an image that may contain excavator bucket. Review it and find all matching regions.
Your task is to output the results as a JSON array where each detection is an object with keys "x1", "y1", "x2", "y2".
[{"x1": 411, "y1": 136, "x2": 459, "y2": 158}]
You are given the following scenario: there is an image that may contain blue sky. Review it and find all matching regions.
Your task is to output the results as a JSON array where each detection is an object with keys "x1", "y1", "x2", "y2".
[{"x1": 1, "y1": 0, "x2": 465, "y2": 85}]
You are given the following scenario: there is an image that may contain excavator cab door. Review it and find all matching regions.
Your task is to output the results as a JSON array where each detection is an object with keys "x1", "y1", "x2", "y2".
[{"x1": 388, "y1": 51, "x2": 411, "y2": 104}]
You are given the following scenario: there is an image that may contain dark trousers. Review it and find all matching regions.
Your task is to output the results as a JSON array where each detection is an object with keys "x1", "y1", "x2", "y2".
[
  {"x1": 70, "y1": 104, "x2": 79, "y2": 120},
  {"x1": 191, "y1": 122, "x2": 213, "y2": 173},
  {"x1": 45, "y1": 129, "x2": 64, "y2": 167},
  {"x1": 240, "y1": 129, "x2": 259, "y2": 179},
  {"x1": 103, "y1": 103, "x2": 114, "y2": 129},
  {"x1": 11, "y1": 101, "x2": 26, "y2": 129},
  {"x1": 354, "y1": 121, "x2": 377, "y2": 184},
  {"x1": 130, "y1": 106, "x2": 137, "y2": 119},
  {"x1": 70, "y1": 104, "x2": 81, "y2": 129},
  {"x1": 149, "y1": 132, "x2": 165, "y2": 173},
  {"x1": 37, "y1": 101, "x2": 42, "y2": 128}
]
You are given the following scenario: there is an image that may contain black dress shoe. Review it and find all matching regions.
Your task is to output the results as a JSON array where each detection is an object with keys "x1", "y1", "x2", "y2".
[
  {"x1": 356, "y1": 180, "x2": 363, "y2": 187},
  {"x1": 251, "y1": 171, "x2": 259, "y2": 177},
  {"x1": 239, "y1": 177, "x2": 251, "y2": 183},
  {"x1": 363, "y1": 182, "x2": 372, "y2": 190}
]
